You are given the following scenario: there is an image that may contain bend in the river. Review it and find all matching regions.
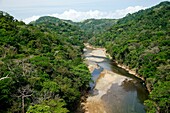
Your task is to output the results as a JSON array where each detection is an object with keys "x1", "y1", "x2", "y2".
[{"x1": 82, "y1": 44, "x2": 148, "y2": 113}]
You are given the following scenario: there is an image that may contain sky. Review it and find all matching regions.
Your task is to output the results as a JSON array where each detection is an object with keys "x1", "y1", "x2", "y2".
[{"x1": 0, "y1": 0, "x2": 167, "y2": 23}]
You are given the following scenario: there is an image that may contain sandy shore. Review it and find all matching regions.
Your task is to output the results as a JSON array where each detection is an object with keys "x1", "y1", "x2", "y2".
[
  {"x1": 84, "y1": 43, "x2": 112, "y2": 59},
  {"x1": 82, "y1": 69, "x2": 129, "y2": 113},
  {"x1": 82, "y1": 43, "x2": 149, "y2": 113},
  {"x1": 117, "y1": 63, "x2": 144, "y2": 80},
  {"x1": 116, "y1": 62, "x2": 151, "y2": 92},
  {"x1": 84, "y1": 44, "x2": 106, "y2": 58},
  {"x1": 83, "y1": 44, "x2": 129, "y2": 113},
  {"x1": 84, "y1": 43, "x2": 107, "y2": 73}
]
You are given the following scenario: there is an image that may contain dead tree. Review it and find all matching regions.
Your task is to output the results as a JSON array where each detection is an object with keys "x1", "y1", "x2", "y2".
[{"x1": 17, "y1": 85, "x2": 32, "y2": 113}]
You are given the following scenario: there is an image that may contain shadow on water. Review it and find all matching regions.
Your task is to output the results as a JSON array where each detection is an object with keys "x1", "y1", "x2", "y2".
[
  {"x1": 89, "y1": 66, "x2": 103, "y2": 89},
  {"x1": 102, "y1": 79, "x2": 148, "y2": 113},
  {"x1": 99, "y1": 60, "x2": 149, "y2": 113},
  {"x1": 84, "y1": 47, "x2": 148, "y2": 113}
]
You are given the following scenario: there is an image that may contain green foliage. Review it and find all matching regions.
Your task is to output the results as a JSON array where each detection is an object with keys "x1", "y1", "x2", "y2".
[
  {"x1": 144, "y1": 100, "x2": 157, "y2": 113},
  {"x1": 88, "y1": 1, "x2": 170, "y2": 113},
  {"x1": 27, "y1": 99, "x2": 69, "y2": 113},
  {"x1": 1, "y1": 1, "x2": 169, "y2": 112},
  {"x1": 74, "y1": 19, "x2": 117, "y2": 40},
  {"x1": 0, "y1": 11, "x2": 91, "y2": 113},
  {"x1": 31, "y1": 16, "x2": 85, "y2": 46},
  {"x1": 27, "y1": 105, "x2": 51, "y2": 113},
  {"x1": 31, "y1": 17, "x2": 117, "y2": 42}
]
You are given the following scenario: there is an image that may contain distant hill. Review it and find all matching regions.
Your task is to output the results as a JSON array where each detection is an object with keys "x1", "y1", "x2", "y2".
[
  {"x1": 74, "y1": 19, "x2": 117, "y2": 39},
  {"x1": 30, "y1": 16, "x2": 88, "y2": 47},
  {"x1": 30, "y1": 16, "x2": 79, "y2": 35},
  {"x1": 89, "y1": 1, "x2": 170, "y2": 113},
  {"x1": 1, "y1": 1, "x2": 168, "y2": 112},
  {"x1": 30, "y1": 16, "x2": 85, "y2": 44},
  {"x1": 31, "y1": 17, "x2": 117, "y2": 41}
]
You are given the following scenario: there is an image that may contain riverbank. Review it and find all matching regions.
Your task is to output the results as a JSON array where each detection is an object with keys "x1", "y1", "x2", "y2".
[
  {"x1": 114, "y1": 61, "x2": 151, "y2": 92},
  {"x1": 84, "y1": 43, "x2": 112, "y2": 59},
  {"x1": 81, "y1": 70, "x2": 129, "y2": 113},
  {"x1": 82, "y1": 43, "x2": 148, "y2": 113},
  {"x1": 84, "y1": 43, "x2": 144, "y2": 79},
  {"x1": 115, "y1": 62, "x2": 145, "y2": 81},
  {"x1": 83, "y1": 44, "x2": 110, "y2": 113},
  {"x1": 83, "y1": 44, "x2": 129, "y2": 113},
  {"x1": 84, "y1": 43, "x2": 150, "y2": 92}
]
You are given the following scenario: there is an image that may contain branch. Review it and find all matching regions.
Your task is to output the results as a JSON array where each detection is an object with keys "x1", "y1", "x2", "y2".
[
  {"x1": 23, "y1": 94, "x2": 32, "y2": 98},
  {"x1": 0, "y1": 75, "x2": 10, "y2": 81}
]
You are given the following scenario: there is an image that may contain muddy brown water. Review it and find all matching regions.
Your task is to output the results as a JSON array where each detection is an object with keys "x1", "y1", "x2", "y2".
[{"x1": 84, "y1": 47, "x2": 148, "y2": 113}]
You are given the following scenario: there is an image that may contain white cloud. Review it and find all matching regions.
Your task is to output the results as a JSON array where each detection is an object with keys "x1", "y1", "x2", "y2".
[
  {"x1": 23, "y1": 6, "x2": 147, "y2": 24},
  {"x1": 22, "y1": 16, "x2": 41, "y2": 23},
  {"x1": 49, "y1": 10, "x2": 111, "y2": 21},
  {"x1": 114, "y1": 6, "x2": 147, "y2": 18}
]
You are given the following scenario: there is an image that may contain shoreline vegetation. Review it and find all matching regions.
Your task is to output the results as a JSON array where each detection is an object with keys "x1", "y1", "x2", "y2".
[
  {"x1": 0, "y1": 1, "x2": 169, "y2": 112},
  {"x1": 84, "y1": 43, "x2": 151, "y2": 93},
  {"x1": 87, "y1": 2, "x2": 170, "y2": 112},
  {"x1": 115, "y1": 62, "x2": 152, "y2": 92}
]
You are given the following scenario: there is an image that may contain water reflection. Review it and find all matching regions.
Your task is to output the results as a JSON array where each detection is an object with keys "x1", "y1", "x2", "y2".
[
  {"x1": 90, "y1": 66, "x2": 103, "y2": 89},
  {"x1": 84, "y1": 47, "x2": 148, "y2": 113},
  {"x1": 121, "y1": 79, "x2": 148, "y2": 103}
]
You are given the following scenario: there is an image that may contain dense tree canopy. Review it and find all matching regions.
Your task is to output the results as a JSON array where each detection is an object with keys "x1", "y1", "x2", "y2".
[
  {"x1": 89, "y1": 1, "x2": 170, "y2": 113},
  {"x1": 73, "y1": 19, "x2": 117, "y2": 40},
  {"x1": 0, "y1": 11, "x2": 91, "y2": 113},
  {"x1": 0, "y1": 1, "x2": 169, "y2": 113}
]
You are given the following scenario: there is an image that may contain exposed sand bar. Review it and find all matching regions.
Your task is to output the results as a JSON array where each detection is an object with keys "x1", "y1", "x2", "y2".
[
  {"x1": 82, "y1": 70, "x2": 129, "y2": 113},
  {"x1": 84, "y1": 43, "x2": 112, "y2": 59},
  {"x1": 83, "y1": 44, "x2": 129, "y2": 113}
]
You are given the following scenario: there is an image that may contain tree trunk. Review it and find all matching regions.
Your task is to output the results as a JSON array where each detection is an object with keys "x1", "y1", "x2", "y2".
[{"x1": 22, "y1": 96, "x2": 25, "y2": 113}]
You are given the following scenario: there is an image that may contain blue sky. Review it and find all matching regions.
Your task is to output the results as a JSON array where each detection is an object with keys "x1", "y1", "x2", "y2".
[{"x1": 0, "y1": 0, "x2": 167, "y2": 23}]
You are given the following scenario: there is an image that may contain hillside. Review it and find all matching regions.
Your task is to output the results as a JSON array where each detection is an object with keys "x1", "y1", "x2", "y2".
[
  {"x1": 30, "y1": 16, "x2": 85, "y2": 46},
  {"x1": 0, "y1": 1, "x2": 170, "y2": 113},
  {"x1": 89, "y1": 1, "x2": 170, "y2": 113},
  {"x1": 0, "y1": 11, "x2": 118, "y2": 113},
  {"x1": 74, "y1": 19, "x2": 117, "y2": 39},
  {"x1": 31, "y1": 17, "x2": 117, "y2": 41},
  {"x1": 0, "y1": 11, "x2": 91, "y2": 113}
]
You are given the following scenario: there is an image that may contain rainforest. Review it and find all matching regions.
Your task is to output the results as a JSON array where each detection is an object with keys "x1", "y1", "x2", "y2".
[{"x1": 0, "y1": 1, "x2": 169, "y2": 113}]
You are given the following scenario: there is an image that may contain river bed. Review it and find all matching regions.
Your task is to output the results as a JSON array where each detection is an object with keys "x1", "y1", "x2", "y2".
[{"x1": 83, "y1": 46, "x2": 148, "y2": 113}]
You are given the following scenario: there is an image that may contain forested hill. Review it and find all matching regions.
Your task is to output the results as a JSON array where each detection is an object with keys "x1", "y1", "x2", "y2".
[
  {"x1": 0, "y1": 11, "x2": 91, "y2": 113},
  {"x1": 0, "y1": 1, "x2": 170, "y2": 113},
  {"x1": 74, "y1": 19, "x2": 117, "y2": 39},
  {"x1": 89, "y1": 1, "x2": 170, "y2": 113},
  {"x1": 31, "y1": 17, "x2": 117, "y2": 41},
  {"x1": 30, "y1": 16, "x2": 85, "y2": 46}
]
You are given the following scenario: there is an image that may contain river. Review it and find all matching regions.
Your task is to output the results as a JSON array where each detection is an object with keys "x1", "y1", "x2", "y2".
[{"x1": 82, "y1": 45, "x2": 148, "y2": 113}]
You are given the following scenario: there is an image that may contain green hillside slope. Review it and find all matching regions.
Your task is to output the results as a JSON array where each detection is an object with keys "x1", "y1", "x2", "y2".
[
  {"x1": 30, "y1": 16, "x2": 85, "y2": 46},
  {"x1": 89, "y1": 1, "x2": 170, "y2": 113},
  {"x1": 31, "y1": 17, "x2": 117, "y2": 41},
  {"x1": 0, "y1": 11, "x2": 91, "y2": 113},
  {"x1": 75, "y1": 19, "x2": 117, "y2": 39}
]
